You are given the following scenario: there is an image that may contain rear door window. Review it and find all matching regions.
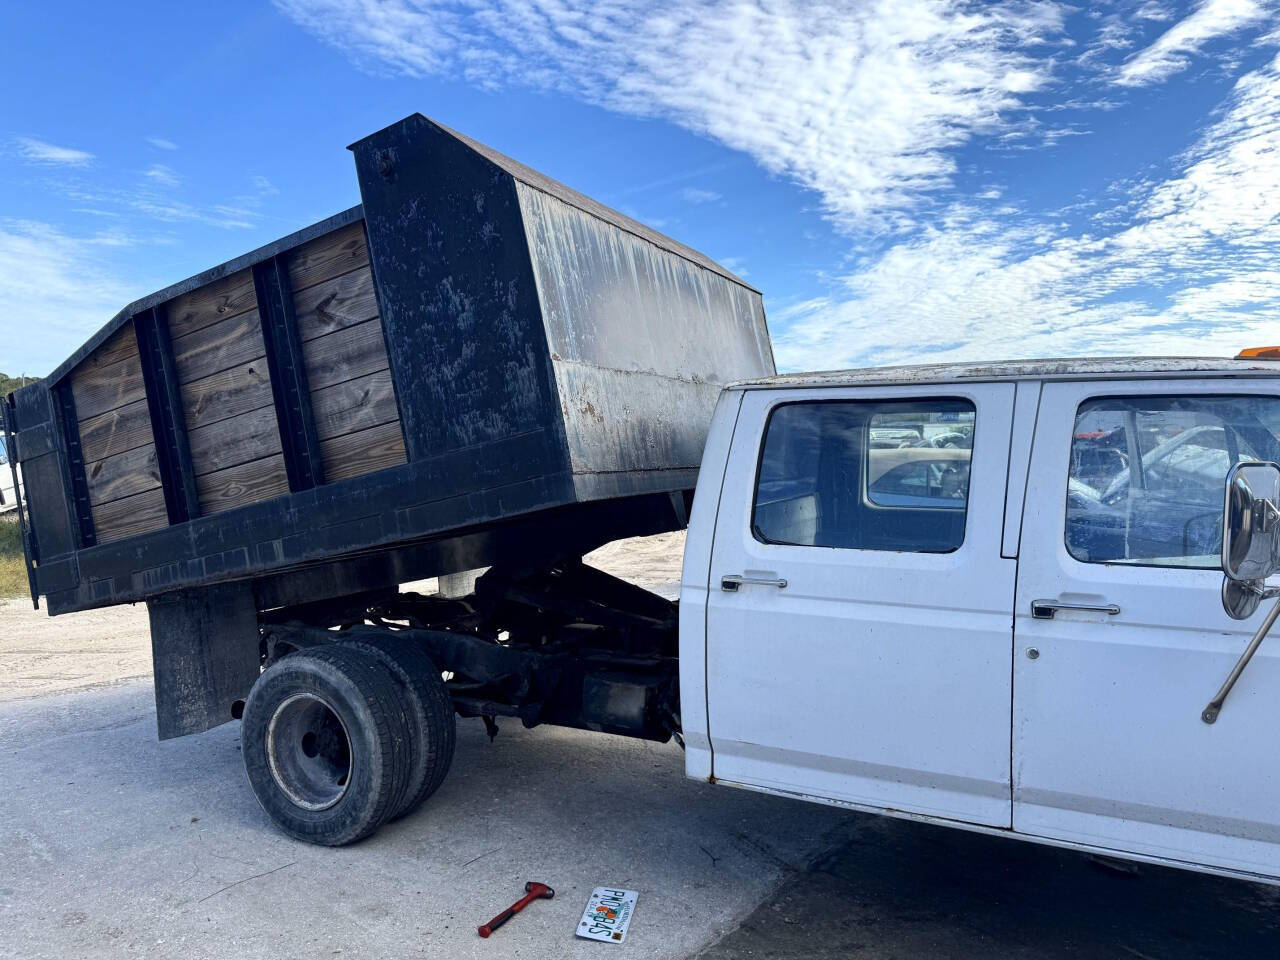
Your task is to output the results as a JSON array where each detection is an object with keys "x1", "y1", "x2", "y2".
[
  {"x1": 1066, "y1": 395, "x2": 1280, "y2": 567},
  {"x1": 752, "y1": 399, "x2": 975, "y2": 553}
]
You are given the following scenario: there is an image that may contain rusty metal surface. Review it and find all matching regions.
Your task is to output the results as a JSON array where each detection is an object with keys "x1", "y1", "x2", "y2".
[
  {"x1": 739, "y1": 356, "x2": 1280, "y2": 390},
  {"x1": 516, "y1": 182, "x2": 773, "y2": 486},
  {"x1": 441, "y1": 121, "x2": 754, "y2": 291}
]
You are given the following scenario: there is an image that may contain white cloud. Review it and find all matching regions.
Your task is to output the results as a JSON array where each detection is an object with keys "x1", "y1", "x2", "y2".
[
  {"x1": 146, "y1": 136, "x2": 179, "y2": 151},
  {"x1": 1136, "y1": 2, "x2": 1177, "y2": 20},
  {"x1": 275, "y1": 0, "x2": 1066, "y2": 229},
  {"x1": 144, "y1": 163, "x2": 181, "y2": 188},
  {"x1": 251, "y1": 174, "x2": 280, "y2": 195},
  {"x1": 129, "y1": 196, "x2": 255, "y2": 230},
  {"x1": 717, "y1": 255, "x2": 749, "y2": 278},
  {"x1": 680, "y1": 187, "x2": 721, "y2": 205},
  {"x1": 1116, "y1": 0, "x2": 1274, "y2": 86},
  {"x1": 277, "y1": 0, "x2": 1280, "y2": 372},
  {"x1": 0, "y1": 221, "x2": 138, "y2": 376},
  {"x1": 57, "y1": 179, "x2": 260, "y2": 231},
  {"x1": 774, "y1": 53, "x2": 1280, "y2": 369},
  {"x1": 15, "y1": 137, "x2": 94, "y2": 166}
]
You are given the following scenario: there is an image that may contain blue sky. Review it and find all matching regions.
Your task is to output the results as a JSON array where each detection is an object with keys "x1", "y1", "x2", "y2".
[{"x1": 3, "y1": 0, "x2": 1279, "y2": 377}]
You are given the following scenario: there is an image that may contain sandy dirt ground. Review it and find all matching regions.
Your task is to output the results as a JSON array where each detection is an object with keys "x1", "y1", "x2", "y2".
[
  {"x1": 0, "y1": 531, "x2": 687, "y2": 704},
  {"x1": 0, "y1": 600, "x2": 154, "y2": 703}
]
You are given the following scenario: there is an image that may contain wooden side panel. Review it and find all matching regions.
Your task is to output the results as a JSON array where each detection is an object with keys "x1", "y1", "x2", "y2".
[
  {"x1": 92, "y1": 488, "x2": 169, "y2": 543},
  {"x1": 301, "y1": 318, "x2": 393, "y2": 391},
  {"x1": 167, "y1": 279, "x2": 287, "y2": 515},
  {"x1": 294, "y1": 266, "x2": 379, "y2": 341},
  {"x1": 286, "y1": 224, "x2": 406, "y2": 483},
  {"x1": 67, "y1": 322, "x2": 167, "y2": 544},
  {"x1": 195, "y1": 454, "x2": 290, "y2": 516},
  {"x1": 69, "y1": 324, "x2": 146, "y2": 421},
  {"x1": 187, "y1": 404, "x2": 283, "y2": 476},
  {"x1": 287, "y1": 221, "x2": 370, "y2": 294},
  {"x1": 181, "y1": 359, "x2": 274, "y2": 432},
  {"x1": 319, "y1": 421, "x2": 408, "y2": 483},
  {"x1": 64, "y1": 221, "x2": 405, "y2": 541},
  {"x1": 172, "y1": 310, "x2": 266, "y2": 384},
  {"x1": 310, "y1": 369, "x2": 399, "y2": 441},
  {"x1": 79, "y1": 397, "x2": 151, "y2": 463},
  {"x1": 167, "y1": 269, "x2": 257, "y2": 340},
  {"x1": 86, "y1": 443, "x2": 160, "y2": 504}
]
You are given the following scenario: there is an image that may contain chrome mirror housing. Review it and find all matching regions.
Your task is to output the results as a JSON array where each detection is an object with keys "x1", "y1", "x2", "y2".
[
  {"x1": 1207, "y1": 463, "x2": 1280, "y2": 722},
  {"x1": 1220, "y1": 576, "x2": 1280, "y2": 621},
  {"x1": 1222, "y1": 461, "x2": 1280, "y2": 582}
]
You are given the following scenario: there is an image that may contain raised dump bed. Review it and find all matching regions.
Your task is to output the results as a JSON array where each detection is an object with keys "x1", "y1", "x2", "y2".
[{"x1": 5, "y1": 114, "x2": 773, "y2": 625}]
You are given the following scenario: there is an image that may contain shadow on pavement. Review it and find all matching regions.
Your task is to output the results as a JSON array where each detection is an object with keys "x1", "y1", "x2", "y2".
[{"x1": 699, "y1": 811, "x2": 1280, "y2": 959}]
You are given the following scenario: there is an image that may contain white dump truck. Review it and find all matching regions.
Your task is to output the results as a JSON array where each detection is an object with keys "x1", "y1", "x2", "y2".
[{"x1": 8, "y1": 114, "x2": 1280, "y2": 886}]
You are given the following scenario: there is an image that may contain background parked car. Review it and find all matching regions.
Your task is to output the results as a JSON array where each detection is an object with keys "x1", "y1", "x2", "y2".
[{"x1": 0, "y1": 443, "x2": 19, "y2": 514}]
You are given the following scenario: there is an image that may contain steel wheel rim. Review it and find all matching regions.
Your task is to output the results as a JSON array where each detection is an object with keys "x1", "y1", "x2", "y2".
[{"x1": 266, "y1": 693, "x2": 353, "y2": 811}]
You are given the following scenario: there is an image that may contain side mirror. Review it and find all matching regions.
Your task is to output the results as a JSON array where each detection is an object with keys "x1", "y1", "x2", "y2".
[
  {"x1": 1222, "y1": 461, "x2": 1280, "y2": 582},
  {"x1": 1221, "y1": 576, "x2": 1280, "y2": 621},
  {"x1": 1206, "y1": 462, "x2": 1280, "y2": 723}
]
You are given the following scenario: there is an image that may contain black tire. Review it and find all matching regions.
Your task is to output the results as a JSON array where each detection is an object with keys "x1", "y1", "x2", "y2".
[
  {"x1": 339, "y1": 631, "x2": 456, "y2": 819},
  {"x1": 241, "y1": 644, "x2": 413, "y2": 845}
]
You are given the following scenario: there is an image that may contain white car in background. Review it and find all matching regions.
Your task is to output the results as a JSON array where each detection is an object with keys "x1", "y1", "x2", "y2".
[{"x1": 0, "y1": 443, "x2": 19, "y2": 513}]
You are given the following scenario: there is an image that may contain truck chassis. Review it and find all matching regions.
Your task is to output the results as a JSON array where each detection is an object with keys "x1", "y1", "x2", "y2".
[{"x1": 239, "y1": 560, "x2": 680, "y2": 843}]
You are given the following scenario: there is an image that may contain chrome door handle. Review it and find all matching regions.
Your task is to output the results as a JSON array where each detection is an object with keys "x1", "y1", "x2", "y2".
[
  {"x1": 721, "y1": 574, "x2": 788, "y2": 592},
  {"x1": 1031, "y1": 600, "x2": 1120, "y2": 620}
]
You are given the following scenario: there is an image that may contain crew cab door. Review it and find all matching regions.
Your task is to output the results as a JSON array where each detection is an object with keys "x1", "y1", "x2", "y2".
[
  {"x1": 1015, "y1": 381, "x2": 1280, "y2": 877},
  {"x1": 705, "y1": 383, "x2": 1016, "y2": 827}
]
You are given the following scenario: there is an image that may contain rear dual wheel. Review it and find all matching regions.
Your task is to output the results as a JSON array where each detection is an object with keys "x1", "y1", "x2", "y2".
[{"x1": 240, "y1": 639, "x2": 454, "y2": 845}]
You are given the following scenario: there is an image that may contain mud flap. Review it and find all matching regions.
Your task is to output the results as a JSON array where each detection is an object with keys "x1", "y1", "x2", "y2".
[{"x1": 148, "y1": 582, "x2": 260, "y2": 740}]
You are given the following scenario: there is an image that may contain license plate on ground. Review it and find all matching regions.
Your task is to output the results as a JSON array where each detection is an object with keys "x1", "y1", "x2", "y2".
[{"x1": 576, "y1": 887, "x2": 638, "y2": 943}]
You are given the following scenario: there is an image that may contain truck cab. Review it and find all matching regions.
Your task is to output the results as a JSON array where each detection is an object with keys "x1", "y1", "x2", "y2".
[{"x1": 680, "y1": 357, "x2": 1280, "y2": 884}]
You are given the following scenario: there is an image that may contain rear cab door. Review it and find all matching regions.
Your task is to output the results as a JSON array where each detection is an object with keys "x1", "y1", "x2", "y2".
[
  {"x1": 703, "y1": 380, "x2": 1017, "y2": 827},
  {"x1": 1015, "y1": 378, "x2": 1280, "y2": 877}
]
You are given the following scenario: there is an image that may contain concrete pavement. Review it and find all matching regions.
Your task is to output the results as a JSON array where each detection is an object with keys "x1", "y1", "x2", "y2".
[
  {"x1": 698, "y1": 803, "x2": 1280, "y2": 959},
  {"x1": 6, "y1": 678, "x2": 1280, "y2": 959},
  {"x1": 0, "y1": 679, "x2": 852, "y2": 960}
]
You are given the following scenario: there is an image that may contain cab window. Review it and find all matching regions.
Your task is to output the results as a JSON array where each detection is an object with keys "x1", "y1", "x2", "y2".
[
  {"x1": 752, "y1": 399, "x2": 975, "y2": 553},
  {"x1": 1066, "y1": 395, "x2": 1280, "y2": 567}
]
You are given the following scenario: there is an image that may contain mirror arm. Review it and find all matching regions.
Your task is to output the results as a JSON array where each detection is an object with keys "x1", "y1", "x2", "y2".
[
  {"x1": 1264, "y1": 499, "x2": 1280, "y2": 526},
  {"x1": 1203, "y1": 595, "x2": 1280, "y2": 724}
]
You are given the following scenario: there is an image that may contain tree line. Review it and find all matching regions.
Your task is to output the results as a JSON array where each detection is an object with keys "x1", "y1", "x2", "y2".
[{"x1": 0, "y1": 373, "x2": 35, "y2": 396}]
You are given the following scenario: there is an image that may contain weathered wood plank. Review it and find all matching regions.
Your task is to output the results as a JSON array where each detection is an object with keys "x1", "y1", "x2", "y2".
[
  {"x1": 319, "y1": 420, "x2": 406, "y2": 482},
  {"x1": 195, "y1": 454, "x2": 290, "y2": 515},
  {"x1": 92, "y1": 486, "x2": 169, "y2": 544},
  {"x1": 79, "y1": 398, "x2": 154, "y2": 463},
  {"x1": 81, "y1": 322, "x2": 140, "y2": 371},
  {"x1": 188, "y1": 404, "x2": 282, "y2": 477},
  {"x1": 287, "y1": 221, "x2": 369, "y2": 294},
  {"x1": 301, "y1": 318, "x2": 392, "y2": 392},
  {"x1": 166, "y1": 268, "x2": 257, "y2": 341},
  {"x1": 70, "y1": 354, "x2": 145, "y2": 421},
  {"x1": 310, "y1": 368, "x2": 399, "y2": 442},
  {"x1": 172, "y1": 309, "x2": 267, "y2": 385},
  {"x1": 294, "y1": 265, "x2": 379, "y2": 342},
  {"x1": 85, "y1": 443, "x2": 161, "y2": 505},
  {"x1": 180, "y1": 358, "x2": 274, "y2": 432}
]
